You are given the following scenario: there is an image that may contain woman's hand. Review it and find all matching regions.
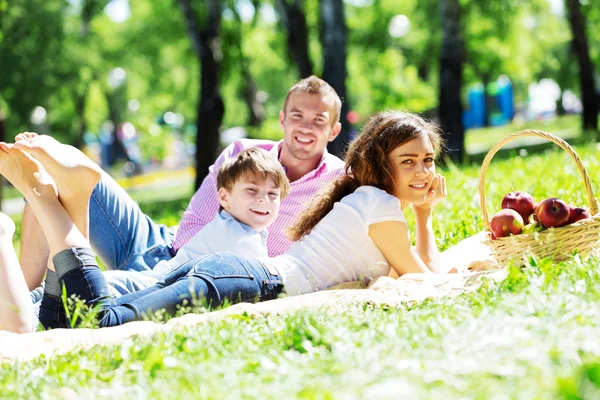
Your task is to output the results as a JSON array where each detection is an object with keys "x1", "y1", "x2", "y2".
[{"x1": 413, "y1": 174, "x2": 447, "y2": 211}]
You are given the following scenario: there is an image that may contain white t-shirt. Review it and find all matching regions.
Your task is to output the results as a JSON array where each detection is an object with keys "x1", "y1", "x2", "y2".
[
  {"x1": 261, "y1": 186, "x2": 406, "y2": 295},
  {"x1": 151, "y1": 210, "x2": 268, "y2": 278}
]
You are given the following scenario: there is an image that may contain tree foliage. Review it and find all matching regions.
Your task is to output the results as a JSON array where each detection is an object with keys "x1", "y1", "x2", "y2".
[{"x1": 0, "y1": 0, "x2": 597, "y2": 172}]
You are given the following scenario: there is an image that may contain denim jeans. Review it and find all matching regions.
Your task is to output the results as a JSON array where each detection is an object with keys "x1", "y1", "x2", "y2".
[
  {"x1": 32, "y1": 173, "x2": 177, "y2": 322},
  {"x1": 89, "y1": 172, "x2": 177, "y2": 274},
  {"x1": 40, "y1": 249, "x2": 284, "y2": 329}
]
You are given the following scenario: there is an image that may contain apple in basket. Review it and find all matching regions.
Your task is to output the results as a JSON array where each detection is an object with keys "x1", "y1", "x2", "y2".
[
  {"x1": 568, "y1": 205, "x2": 590, "y2": 224},
  {"x1": 535, "y1": 198, "x2": 570, "y2": 228},
  {"x1": 490, "y1": 209, "x2": 524, "y2": 239},
  {"x1": 501, "y1": 191, "x2": 535, "y2": 223}
]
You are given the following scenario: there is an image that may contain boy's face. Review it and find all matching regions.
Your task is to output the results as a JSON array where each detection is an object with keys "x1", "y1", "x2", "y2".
[{"x1": 218, "y1": 173, "x2": 282, "y2": 231}]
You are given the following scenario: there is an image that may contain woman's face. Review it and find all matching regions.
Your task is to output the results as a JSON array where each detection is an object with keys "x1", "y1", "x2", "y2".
[{"x1": 386, "y1": 135, "x2": 436, "y2": 209}]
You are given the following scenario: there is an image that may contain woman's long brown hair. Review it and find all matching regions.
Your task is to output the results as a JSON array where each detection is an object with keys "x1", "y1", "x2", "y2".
[{"x1": 287, "y1": 110, "x2": 444, "y2": 241}]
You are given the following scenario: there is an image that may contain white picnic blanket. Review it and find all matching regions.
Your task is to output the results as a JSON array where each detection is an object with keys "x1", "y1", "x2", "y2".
[{"x1": 0, "y1": 232, "x2": 502, "y2": 363}]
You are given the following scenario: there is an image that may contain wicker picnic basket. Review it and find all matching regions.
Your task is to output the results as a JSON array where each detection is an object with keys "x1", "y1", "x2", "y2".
[{"x1": 479, "y1": 129, "x2": 600, "y2": 266}]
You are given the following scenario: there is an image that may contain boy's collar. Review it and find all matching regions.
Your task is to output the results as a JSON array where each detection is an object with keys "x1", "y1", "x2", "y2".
[{"x1": 219, "y1": 209, "x2": 266, "y2": 234}]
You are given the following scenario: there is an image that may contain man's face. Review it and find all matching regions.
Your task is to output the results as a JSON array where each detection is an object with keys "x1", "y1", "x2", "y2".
[
  {"x1": 218, "y1": 173, "x2": 282, "y2": 231},
  {"x1": 279, "y1": 91, "x2": 341, "y2": 163}
]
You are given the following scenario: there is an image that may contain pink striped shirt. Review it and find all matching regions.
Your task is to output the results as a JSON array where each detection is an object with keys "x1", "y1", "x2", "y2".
[{"x1": 172, "y1": 139, "x2": 345, "y2": 256}]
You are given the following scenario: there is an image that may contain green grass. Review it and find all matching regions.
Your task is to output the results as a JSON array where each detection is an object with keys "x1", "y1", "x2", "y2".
[
  {"x1": 3, "y1": 137, "x2": 600, "y2": 398},
  {"x1": 127, "y1": 180, "x2": 194, "y2": 205},
  {"x1": 6, "y1": 257, "x2": 600, "y2": 399},
  {"x1": 465, "y1": 114, "x2": 581, "y2": 154}
]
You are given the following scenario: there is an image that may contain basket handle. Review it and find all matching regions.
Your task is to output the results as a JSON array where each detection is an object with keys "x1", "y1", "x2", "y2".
[{"x1": 479, "y1": 129, "x2": 599, "y2": 227}]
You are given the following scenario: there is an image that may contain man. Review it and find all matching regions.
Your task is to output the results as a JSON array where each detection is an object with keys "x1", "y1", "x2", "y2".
[{"x1": 20, "y1": 75, "x2": 346, "y2": 295}]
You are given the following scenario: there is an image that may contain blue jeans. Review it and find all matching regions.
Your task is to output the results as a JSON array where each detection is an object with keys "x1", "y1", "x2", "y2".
[
  {"x1": 89, "y1": 172, "x2": 177, "y2": 274},
  {"x1": 31, "y1": 173, "x2": 177, "y2": 322},
  {"x1": 40, "y1": 249, "x2": 284, "y2": 329}
]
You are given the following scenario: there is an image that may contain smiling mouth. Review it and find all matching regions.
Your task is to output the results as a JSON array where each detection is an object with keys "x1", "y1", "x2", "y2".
[
  {"x1": 409, "y1": 183, "x2": 427, "y2": 190},
  {"x1": 295, "y1": 136, "x2": 314, "y2": 144},
  {"x1": 250, "y1": 208, "x2": 270, "y2": 216}
]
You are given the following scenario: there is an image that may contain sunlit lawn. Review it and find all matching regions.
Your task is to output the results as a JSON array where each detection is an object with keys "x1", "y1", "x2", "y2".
[
  {"x1": 3, "y1": 121, "x2": 600, "y2": 398},
  {"x1": 3, "y1": 139, "x2": 600, "y2": 397},
  {"x1": 465, "y1": 114, "x2": 581, "y2": 155}
]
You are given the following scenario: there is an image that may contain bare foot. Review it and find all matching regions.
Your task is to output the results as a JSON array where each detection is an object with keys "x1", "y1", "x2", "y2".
[
  {"x1": 0, "y1": 143, "x2": 57, "y2": 202},
  {"x1": 14, "y1": 131, "x2": 37, "y2": 143},
  {"x1": 14, "y1": 133, "x2": 101, "y2": 200}
]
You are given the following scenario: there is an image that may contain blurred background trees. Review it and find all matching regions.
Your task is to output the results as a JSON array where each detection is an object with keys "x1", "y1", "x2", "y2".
[{"x1": 0, "y1": 0, "x2": 598, "y2": 193}]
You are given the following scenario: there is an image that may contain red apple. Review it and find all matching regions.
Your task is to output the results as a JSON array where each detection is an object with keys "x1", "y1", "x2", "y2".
[
  {"x1": 490, "y1": 209, "x2": 524, "y2": 239},
  {"x1": 567, "y1": 205, "x2": 590, "y2": 224},
  {"x1": 501, "y1": 191, "x2": 535, "y2": 223},
  {"x1": 535, "y1": 198, "x2": 570, "y2": 228},
  {"x1": 532, "y1": 201, "x2": 541, "y2": 223}
]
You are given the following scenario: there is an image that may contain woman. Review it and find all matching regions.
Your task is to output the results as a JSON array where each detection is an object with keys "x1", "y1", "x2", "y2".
[{"x1": 1, "y1": 110, "x2": 447, "y2": 329}]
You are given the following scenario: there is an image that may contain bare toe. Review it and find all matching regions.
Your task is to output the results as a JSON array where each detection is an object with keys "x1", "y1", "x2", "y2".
[
  {"x1": 14, "y1": 132, "x2": 37, "y2": 143},
  {"x1": 0, "y1": 143, "x2": 13, "y2": 152}
]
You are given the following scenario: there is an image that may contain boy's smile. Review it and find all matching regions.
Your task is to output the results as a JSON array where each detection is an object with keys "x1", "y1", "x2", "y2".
[{"x1": 218, "y1": 173, "x2": 282, "y2": 231}]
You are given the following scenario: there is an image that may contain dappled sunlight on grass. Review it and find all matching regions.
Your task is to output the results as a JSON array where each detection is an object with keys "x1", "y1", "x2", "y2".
[
  {"x1": 465, "y1": 114, "x2": 581, "y2": 150},
  {"x1": 3, "y1": 140, "x2": 600, "y2": 398},
  {"x1": 4, "y1": 254, "x2": 600, "y2": 398}
]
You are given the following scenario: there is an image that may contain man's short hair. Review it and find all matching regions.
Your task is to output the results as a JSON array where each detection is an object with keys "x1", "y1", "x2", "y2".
[
  {"x1": 217, "y1": 148, "x2": 291, "y2": 199},
  {"x1": 283, "y1": 75, "x2": 342, "y2": 127}
]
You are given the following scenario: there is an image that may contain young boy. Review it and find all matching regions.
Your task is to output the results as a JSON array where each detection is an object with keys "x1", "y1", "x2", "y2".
[
  {"x1": 0, "y1": 138, "x2": 289, "y2": 332},
  {"x1": 137, "y1": 146, "x2": 290, "y2": 279}
]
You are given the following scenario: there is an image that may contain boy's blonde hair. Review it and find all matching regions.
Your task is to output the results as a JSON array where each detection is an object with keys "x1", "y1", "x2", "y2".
[{"x1": 216, "y1": 147, "x2": 291, "y2": 200}]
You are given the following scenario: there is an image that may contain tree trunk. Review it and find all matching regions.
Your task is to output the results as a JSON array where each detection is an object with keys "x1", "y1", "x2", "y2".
[
  {"x1": 178, "y1": 0, "x2": 224, "y2": 189},
  {"x1": 418, "y1": 64, "x2": 429, "y2": 81},
  {"x1": 73, "y1": 84, "x2": 89, "y2": 149},
  {"x1": 0, "y1": 103, "x2": 5, "y2": 211},
  {"x1": 481, "y1": 72, "x2": 490, "y2": 127},
  {"x1": 104, "y1": 89, "x2": 133, "y2": 167},
  {"x1": 320, "y1": 0, "x2": 350, "y2": 157},
  {"x1": 418, "y1": 39, "x2": 436, "y2": 81},
  {"x1": 73, "y1": 1, "x2": 97, "y2": 149},
  {"x1": 438, "y1": 0, "x2": 465, "y2": 163},
  {"x1": 230, "y1": 4, "x2": 264, "y2": 128},
  {"x1": 241, "y1": 68, "x2": 265, "y2": 128},
  {"x1": 0, "y1": 107, "x2": 5, "y2": 146},
  {"x1": 565, "y1": 0, "x2": 598, "y2": 133},
  {"x1": 556, "y1": 91, "x2": 566, "y2": 116},
  {"x1": 276, "y1": 0, "x2": 313, "y2": 78}
]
